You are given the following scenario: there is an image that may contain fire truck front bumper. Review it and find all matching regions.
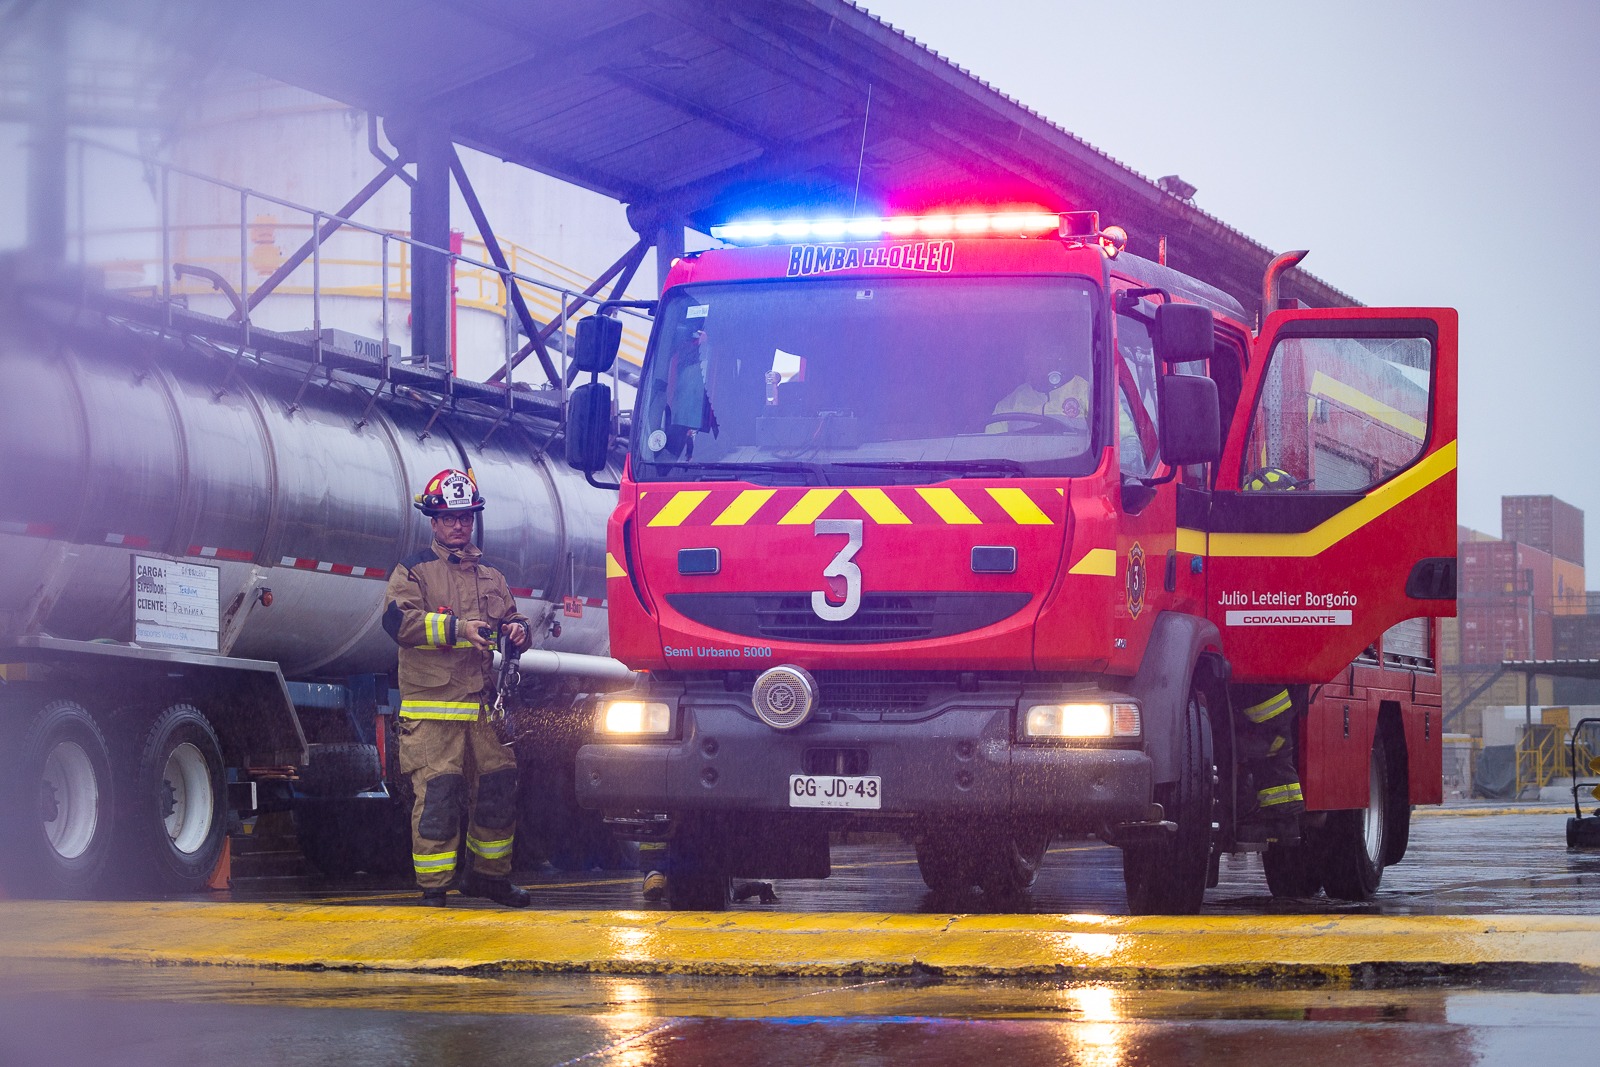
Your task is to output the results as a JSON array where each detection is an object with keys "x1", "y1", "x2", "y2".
[{"x1": 575, "y1": 701, "x2": 1154, "y2": 831}]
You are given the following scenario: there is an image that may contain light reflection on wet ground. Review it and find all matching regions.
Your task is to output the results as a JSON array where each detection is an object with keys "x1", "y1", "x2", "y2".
[{"x1": 2, "y1": 961, "x2": 1598, "y2": 1066}]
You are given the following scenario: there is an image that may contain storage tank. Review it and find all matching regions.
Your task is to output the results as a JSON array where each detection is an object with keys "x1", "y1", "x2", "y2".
[{"x1": 0, "y1": 288, "x2": 614, "y2": 676}]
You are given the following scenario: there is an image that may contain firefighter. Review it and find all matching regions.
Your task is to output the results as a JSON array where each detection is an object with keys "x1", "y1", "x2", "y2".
[
  {"x1": 987, "y1": 337, "x2": 1090, "y2": 432},
  {"x1": 1234, "y1": 466, "x2": 1310, "y2": 837},
  {"x1": 383, "y1": 468, "x2": 533, "y2": 907}
]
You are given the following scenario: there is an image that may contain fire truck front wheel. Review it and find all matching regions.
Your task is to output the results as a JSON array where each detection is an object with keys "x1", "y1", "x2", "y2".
[
  {"x1": 1122, "y1": 680, "x2": 1216, "y2": 915},
  {"x1": 666, "y1": 813, "x2": 732, "y2": 911}
]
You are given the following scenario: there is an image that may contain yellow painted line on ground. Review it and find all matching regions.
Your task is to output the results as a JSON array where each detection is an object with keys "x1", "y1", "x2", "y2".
[
  {"x1": 1414, "y1": 805, "x2": 1570, "y2": 818},
  {"x1": 1, "y1": 902, "x2": 1597, "y2": 979}
]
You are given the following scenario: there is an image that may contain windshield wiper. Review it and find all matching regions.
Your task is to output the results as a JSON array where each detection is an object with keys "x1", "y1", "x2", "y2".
[
  {"x1": 833, "y1": 459, "x2": 1028, "y2": 478},
  {"x1": 650, "y1": 460, "x2": 825, "y2": 482}
]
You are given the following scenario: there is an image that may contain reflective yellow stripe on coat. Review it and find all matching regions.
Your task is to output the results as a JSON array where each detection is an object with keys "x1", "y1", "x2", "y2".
[{"x1": 1242, "y1": 689, "x2": 1293, "y2": 724}]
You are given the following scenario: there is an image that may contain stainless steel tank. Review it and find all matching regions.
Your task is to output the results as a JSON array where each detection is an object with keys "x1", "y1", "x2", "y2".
[{"x1": 0, "y1": 299, "x2": 615, "y2": 679}]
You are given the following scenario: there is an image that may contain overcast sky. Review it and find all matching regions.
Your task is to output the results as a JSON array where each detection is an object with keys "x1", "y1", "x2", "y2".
[{"x1": 862, "y1": 0, "x2": 1600, "y2": 569}]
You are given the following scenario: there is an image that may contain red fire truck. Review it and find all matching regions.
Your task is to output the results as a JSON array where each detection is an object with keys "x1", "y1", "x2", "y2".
[{"x1": 566, "y1": 209, "x2": 1456, "y2": 913}]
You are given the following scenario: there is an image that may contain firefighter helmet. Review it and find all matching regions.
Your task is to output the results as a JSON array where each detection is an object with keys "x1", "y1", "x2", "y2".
[
  {"x1": 1242, "y1": 466, "x2": 1305, "y2": 492},
  {"x1": 414, "y1": 468, "x2": 485, "y2": 516}
]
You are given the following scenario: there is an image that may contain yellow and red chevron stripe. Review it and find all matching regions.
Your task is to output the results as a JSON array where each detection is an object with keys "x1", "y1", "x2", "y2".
[{"x1": 642, "y1": 485, "x2": 1064, "y2": 528}]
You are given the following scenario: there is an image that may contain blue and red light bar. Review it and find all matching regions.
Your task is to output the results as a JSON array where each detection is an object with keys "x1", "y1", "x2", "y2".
[{"x1": 709, "y1": 209, "x2": 1125, "y2": 255}]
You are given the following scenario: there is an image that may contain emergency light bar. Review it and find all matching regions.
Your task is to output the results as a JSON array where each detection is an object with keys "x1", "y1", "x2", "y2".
[{"x1": 709, "y1": 210, "x2": 1126, "y2": 256}]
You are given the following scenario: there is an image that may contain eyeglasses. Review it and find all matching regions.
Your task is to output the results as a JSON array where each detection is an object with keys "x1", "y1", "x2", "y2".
[{"x1": 433, "y1": 513, "x2": 475, "y2": 527}]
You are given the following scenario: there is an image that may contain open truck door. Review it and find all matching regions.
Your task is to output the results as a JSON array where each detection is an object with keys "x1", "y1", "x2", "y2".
[{"x1": 1206, "y1": 307, "x2": 1457, "y2": 682}]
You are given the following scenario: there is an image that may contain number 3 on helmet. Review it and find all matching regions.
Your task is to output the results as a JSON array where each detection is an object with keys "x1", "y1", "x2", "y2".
[{"x1": 415, "y1": 468, "x2": 485, "y2": 515}]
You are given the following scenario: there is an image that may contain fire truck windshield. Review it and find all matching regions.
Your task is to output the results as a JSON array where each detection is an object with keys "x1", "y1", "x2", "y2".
[{"x1": 632, "y1": 276, "x2": 1100, "y2": 484}]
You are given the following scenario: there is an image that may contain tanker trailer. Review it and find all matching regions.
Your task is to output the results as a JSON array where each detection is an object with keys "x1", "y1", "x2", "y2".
[{"x1": 0, "y1": 260, "x2": 633, "y2": 896}]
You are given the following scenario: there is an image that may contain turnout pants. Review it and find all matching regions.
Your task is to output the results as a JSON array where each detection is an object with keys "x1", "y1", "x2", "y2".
[
  {"x1": 1234, "y1": 685, "x2": 1305, "y2": 819},
  {"x1": 397, "y1": 716, "x2": 519, "y2": 889}
]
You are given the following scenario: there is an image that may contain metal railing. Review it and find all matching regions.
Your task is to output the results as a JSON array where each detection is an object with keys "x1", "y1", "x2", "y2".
[
  {"x1": 64, "y1": 136, "x2": 652, "y2": 387},
  {"x1": 1516, "y1": 722, "x2": 1598, "y2": 795}
]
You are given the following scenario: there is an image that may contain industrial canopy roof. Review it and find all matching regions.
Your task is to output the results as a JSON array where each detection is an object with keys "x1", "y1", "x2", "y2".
[{"x1": 142, "y1": 0, "x2": 1354, "y2": 313}]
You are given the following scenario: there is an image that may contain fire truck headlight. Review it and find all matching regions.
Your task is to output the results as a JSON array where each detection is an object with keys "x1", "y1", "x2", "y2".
[
  {"x1": 597, "y1": 700, "x2": 673, "y2": 737},
  {"x1": 1023, "y1": 702, "x2": 1141, "y2": 739}
]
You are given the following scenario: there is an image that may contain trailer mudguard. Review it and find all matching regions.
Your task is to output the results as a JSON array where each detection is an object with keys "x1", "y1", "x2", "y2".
[{"x1": 1126, "y1": 611, "x2": 1222, "y2": 785}]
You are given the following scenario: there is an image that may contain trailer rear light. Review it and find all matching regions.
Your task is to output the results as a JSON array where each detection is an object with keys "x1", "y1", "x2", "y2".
[
  {"x1": 711, "y1": 210, "x2": 1064, "y2": 244},
  {"x1": 597, "y1": 700, "x2": 673, "y2": 737},
  {"x1": 1022, "y1": 701, "x2": 1141, "y2": 739}
]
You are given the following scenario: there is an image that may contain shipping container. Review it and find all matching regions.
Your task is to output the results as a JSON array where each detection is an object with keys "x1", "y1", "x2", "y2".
[
  {"x1": 1502, "y1": 494, "x2": 1584, "y2": 566},
  {"x1": 1554, "y1": 614, "x2": 1600, "y2": 660},
  {"x1": 1459, "y1": 596, "x2": 1552, "y2": 665},
  {"x1": 1459, "y1": 540, "x2": 1553, "y2": 601},
  {"x1": 1553, "y1": 557, "x2": 1588, "y2": 616}
]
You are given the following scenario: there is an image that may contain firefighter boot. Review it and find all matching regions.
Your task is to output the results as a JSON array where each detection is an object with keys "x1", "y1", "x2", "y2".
[
  {"x1": 464, "y1": 872, "x2": 531, "y2": 908},
  {"x1": 419, "y1": 887, "x2": 450, "y2": 907}
]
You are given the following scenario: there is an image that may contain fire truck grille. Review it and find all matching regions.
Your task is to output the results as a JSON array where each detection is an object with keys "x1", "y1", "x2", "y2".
[
  {"x1": 665, "y1": 592, "x2": 1030, "y2": 644},
  {"x1": 811, "y1": 672, "x2": 934, "y2": 715}
]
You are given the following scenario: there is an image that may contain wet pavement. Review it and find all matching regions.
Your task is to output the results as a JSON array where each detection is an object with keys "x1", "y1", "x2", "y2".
[
  {"x1": 2, "y1": 961, "x2": 1598, "y2": 1066},
  {"x1": 3, "y1": 804, "x2": 1600, "y2": 1064},
  {"x1": 225, "y1": 804, "x2": 1600, "y2": 917}
]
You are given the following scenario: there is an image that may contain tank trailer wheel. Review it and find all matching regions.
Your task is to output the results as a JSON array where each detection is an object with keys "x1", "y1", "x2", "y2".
[
  {"x1": 0, "y1": 700, "x2": 116, "y2": 897},
  {"x1": 117, "y1": 703, "x2": 227, "y2": 893}
]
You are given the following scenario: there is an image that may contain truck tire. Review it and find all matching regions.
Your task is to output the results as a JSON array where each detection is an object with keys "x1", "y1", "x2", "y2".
[
  {"x1": 1263, "y1": 838, "x2": 1324, "y2": 898},
  {"x1": 915, "y1": 831, "x2": 977, "y2": 897},
  {"x1": 117, "y1": 704, "x2": 227, "y2": 893},
  {"x1": 0, "y1": 700, "x2": 115, "y2": 897},
  {"x1": 977, "y1": 828, "x2": 1051, "y2": 901},
  {"x1": 299, "y1": 742, "x2": 383, "y2": 797},
  {"x1": 293, "y1": 799, "x2": 403, "y2": 879},
  {"x1": 1380, "y1": 719, "x2": 1412, "y2": 868},
  {"x1": 1122, "y1": 681, "x2": 1215, "y2": 915},
  {"x1": 1320, "y1": 733, "x2": 1390, "y2": 901},
  {"x1": 667, "y1": 815, "x2": 730, "y2": 911}
]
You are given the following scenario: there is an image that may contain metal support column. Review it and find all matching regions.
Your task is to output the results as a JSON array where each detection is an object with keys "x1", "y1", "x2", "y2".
[
  {"x1": 409, "y1": 124, "x2": 452, "y2": 370},
  {"x1": 26, "y1": 2, "x2": 68, "y2": 261},
  {"x1": 655, "y1": 218, "x2": 686, "y2": 296}
]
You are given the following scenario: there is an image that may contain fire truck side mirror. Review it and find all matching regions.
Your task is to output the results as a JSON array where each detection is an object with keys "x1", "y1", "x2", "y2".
[
  {"x1": 565, "y1": 382, "x2": 614, "y2": 473},
  {"x1": 1158, "y1": 372, "x2": 1221, "y2": 466},
  {"x1": 573, "y1": 315, "x2": 623, "y2": 374},
  {"x1": 1153, "y1": 303, "x2": 1214, "y2": 364}
]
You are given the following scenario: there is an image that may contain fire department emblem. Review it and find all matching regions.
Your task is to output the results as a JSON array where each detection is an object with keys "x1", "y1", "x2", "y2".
[
  {"x1": 1061, "y1": 397, "x2": 1081, "y2": 418},
  {"x1": 1126, "y1": 542, "x2": 1146, "y2": 619}
]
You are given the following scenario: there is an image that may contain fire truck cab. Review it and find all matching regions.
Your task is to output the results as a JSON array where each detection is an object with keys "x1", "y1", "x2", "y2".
[{"x1": 568, "y1": 209, "x2": 1457, "y2": 913}]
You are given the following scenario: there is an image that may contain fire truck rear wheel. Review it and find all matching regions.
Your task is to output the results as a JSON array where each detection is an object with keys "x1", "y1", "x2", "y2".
[
  {"x1": 1319, "y1": 732, "x2": 1390, "y2": 901},
  {"x1": 116, "y1": 703, "x2": 227, "y2": 893},
  {"x1": 1122, "y1": 681, "x2": 1215, "y2": 915},
  {"x1": 0, "y1": 699, "x2": 116, "y2": 898}
]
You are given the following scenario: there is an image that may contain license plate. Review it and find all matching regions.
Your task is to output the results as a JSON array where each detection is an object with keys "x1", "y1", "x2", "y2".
[{"x1": 789, "y1": 774, "x2": 881, "y2": 810}]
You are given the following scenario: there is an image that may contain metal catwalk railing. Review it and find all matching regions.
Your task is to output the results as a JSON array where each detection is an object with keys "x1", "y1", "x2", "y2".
[{"x1": 63, "y1": 136, "x2": 653, "y2": 386}]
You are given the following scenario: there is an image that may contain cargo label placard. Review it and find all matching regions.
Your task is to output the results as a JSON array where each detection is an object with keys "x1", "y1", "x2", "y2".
[{"x1": 133, "y1": 555, "x2": 221, "y2": 651}]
